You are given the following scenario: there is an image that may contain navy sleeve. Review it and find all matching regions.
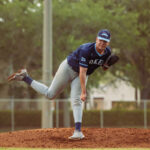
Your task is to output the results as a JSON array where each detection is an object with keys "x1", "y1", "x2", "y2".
[{"x1": 79, "y1": 48, "x2": 90, "y2": 68}]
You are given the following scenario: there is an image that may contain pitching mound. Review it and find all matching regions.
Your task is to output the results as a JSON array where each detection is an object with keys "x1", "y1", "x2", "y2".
[{"x1": 0, "y1": 128, "x2": 150, "y2": 148}]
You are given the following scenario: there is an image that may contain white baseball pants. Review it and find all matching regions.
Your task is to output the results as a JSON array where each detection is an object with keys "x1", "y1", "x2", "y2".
[{"x1": 30, "y1": 59, "x2": 88, "y2": 123}]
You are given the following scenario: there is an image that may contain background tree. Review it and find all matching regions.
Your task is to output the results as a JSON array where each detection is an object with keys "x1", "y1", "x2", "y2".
[
  {"x1": 1, "y1": 0, "x2": 149, "y2": 100},
  {"x1": 114, "y1": 0, "x2": 150, "y2": 99},
  {"x1": 0, "y1": 0, "x2": 42, "y2": 98}
]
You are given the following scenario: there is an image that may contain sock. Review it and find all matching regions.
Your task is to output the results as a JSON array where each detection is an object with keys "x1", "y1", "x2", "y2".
[
  {"x1": 75, "y1": 122, "x2": 81, "y2": 131},
  {"x1": 23, "y1": 76, "x2": 33, "y2": 85}
]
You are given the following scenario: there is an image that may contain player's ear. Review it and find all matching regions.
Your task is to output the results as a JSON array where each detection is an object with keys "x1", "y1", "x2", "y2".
[{"x1": 106, "y1": 42, "x2": 110, "y2": 46}]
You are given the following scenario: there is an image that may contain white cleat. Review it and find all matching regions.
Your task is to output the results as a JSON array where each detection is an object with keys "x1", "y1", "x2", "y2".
[
  {"x1": 68, "y1": 130, "x2": 85, "y2": 140},
  {"x1": 8, "y1": 69, "x2": 28, "y2": 82}
]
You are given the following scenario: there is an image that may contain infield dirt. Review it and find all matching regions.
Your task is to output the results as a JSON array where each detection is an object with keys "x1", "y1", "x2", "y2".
[{"x1": 0, "y1": 128, "x2": 150, "y2": 148}]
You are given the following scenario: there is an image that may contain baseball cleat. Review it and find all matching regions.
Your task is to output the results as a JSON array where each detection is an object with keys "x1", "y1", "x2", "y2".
[
  {"x1": 68, "y1": 130, "x2": 85, "y2": 140},
  {"x1": 8, "y1": 69, "x2": 28, "y2": 82}
]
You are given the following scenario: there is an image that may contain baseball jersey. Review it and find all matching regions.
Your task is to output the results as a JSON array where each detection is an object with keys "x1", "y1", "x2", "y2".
[{"x1": 67, "y1": 42, "x2": 111, "y2": 75}]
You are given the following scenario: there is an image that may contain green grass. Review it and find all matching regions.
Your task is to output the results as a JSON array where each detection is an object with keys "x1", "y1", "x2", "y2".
[{"x1": 1, "y1": 148, "x2": 150, "y2": 150}]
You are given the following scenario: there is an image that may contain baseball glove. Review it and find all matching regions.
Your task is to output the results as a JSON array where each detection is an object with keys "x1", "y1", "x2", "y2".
[{"x1": 103, "y1": 54, "x2": 119, "y2": 69}]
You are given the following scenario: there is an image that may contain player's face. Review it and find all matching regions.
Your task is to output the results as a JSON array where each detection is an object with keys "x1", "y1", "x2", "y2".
[{"x1": 96, "y1": 38, "x2": 109, "y2": 51}]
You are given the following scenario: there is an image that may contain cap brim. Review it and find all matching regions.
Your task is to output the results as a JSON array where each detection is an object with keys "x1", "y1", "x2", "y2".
[{"x1": 98, "y1": 36, "x2": 110, "y2": 42}]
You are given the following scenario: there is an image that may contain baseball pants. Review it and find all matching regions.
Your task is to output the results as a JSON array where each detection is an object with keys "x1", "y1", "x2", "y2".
[{"x1": 30, "y1": 59, "x2": 88, "y2": 123}]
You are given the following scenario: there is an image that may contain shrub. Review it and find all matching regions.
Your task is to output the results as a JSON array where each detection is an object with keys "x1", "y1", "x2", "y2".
[{"x1": 0, "y1": 109, "x2": 150, "y2": 128}]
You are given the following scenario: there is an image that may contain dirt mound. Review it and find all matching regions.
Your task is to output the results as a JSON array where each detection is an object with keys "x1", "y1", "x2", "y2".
[{"x1": 0, "y1": 128, "x2": 150, "y2": 148}]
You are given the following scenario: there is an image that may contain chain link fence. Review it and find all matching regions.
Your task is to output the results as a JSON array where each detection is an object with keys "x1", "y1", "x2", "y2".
[{"x1": 0, "y1": 98, "x2": 149, "y2": 132}]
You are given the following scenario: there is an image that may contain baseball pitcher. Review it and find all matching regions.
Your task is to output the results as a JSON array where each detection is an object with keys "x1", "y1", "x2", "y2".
[{"x1": 8, "y1": 29, "x2": 119, "y2": 140}]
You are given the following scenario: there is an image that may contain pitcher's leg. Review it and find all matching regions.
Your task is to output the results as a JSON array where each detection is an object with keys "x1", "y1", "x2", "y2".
[
  {"x1": 31, "y1": 59, "x2": 72, "y2": 99},
  {"x1": 46, "y1": 63, "x2": 71, "y2": 99},
  {"x1": 10, "y1": 60, "x2": 72, "y2": 99},
  {"x1": 70, "y1": 76, "x2": 88, "y2": 131},
  {"x1": 31, "y1": 80, "x2": 49, "y2": 96}
]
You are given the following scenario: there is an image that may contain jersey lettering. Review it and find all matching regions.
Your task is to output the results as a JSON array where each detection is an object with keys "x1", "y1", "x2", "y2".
[{"x1": 89, "y1": 59, "x2": 104, "y2": 65}]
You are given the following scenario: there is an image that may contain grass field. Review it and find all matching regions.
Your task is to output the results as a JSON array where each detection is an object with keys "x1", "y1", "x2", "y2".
[{"x1": 1, "y1": 148, "x2": 150, "y2": 150}]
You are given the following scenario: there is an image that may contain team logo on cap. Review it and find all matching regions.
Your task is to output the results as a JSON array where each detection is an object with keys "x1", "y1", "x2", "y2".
[
  {"x1": 81, "y1": 57, "x2": 86, "y2": 62},
  {"x1": 101, "y1": 33, "x2": 108, "y2": 37}
]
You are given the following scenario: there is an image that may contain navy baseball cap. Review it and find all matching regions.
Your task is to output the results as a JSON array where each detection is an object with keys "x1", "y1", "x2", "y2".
[{"x1": 97, "y1": 29, "x2": 111, "y2": 42}]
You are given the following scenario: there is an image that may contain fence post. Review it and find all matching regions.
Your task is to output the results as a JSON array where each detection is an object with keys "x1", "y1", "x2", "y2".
[
  {"x1": 144, "y1": 100, "x2": 147, "y2": 129},
  {"x1": 11, "y1": 97, "x2": 15, "y2": 131},
  {"x1": 56, "y1": 100, "x2": 59, "y2": 128},
  {"x1": 63, "y1": 100, "x2": 70, "y2": 127},
  {"x1": 100, "y1": 100, "x2": 104, "y2": 128},
  {"x1": 100, "y1": 109, "x2": 103, "y2": 128}
]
